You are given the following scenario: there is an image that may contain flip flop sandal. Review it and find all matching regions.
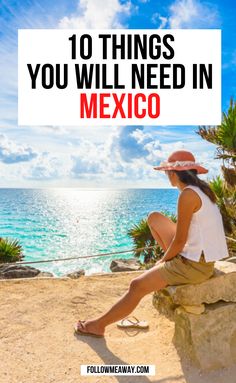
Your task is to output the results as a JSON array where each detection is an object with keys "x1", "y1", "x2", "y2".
[
  {"x1": 116, "y1": 316, "x2": 149, "y2": 329},
  {"x1": 74, "y1": 320, "x2": 104, "y2": 338}
]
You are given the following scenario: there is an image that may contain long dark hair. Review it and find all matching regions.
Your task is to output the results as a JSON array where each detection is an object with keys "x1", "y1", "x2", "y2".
[{"x1": 173, "y1": 169, "x2": 216, "y2": 203}]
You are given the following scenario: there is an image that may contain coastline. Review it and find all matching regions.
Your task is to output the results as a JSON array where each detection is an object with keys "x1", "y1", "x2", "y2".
[{"x1": 0, "y1": 188, "x2": 178, "y2": 276}]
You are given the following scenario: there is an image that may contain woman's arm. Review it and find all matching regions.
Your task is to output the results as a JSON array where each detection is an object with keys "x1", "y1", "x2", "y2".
[{"x1": 159, "y1": 188, "x2": 201, "y2": 263}]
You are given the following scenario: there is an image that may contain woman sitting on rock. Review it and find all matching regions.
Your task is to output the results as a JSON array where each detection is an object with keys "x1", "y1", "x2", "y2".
[{"x1": 74, "y1": 150, "x2": 229, "y2": 337}]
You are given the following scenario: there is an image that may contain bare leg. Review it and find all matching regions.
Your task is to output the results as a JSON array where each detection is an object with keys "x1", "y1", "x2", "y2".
[
  {"x1": 76, "y1": 268, "x2": 167, "y2": 336},
  {"x1": 76, "y1": 212, "x2": 176, "y2": 336},
  {"x1": 147, "y1": 211, "x2": 176, "y2": 251}
]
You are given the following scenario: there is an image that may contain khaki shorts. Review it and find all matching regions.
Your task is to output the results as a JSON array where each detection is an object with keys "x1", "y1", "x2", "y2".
[{"x1": 157, "y1": 253, "x2": 215, "y2": 286}]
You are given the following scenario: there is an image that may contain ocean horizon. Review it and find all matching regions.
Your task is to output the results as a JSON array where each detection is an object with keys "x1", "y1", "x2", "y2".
[{"x1": 0, "y1": 188, "x2": 179, "y2": 276}]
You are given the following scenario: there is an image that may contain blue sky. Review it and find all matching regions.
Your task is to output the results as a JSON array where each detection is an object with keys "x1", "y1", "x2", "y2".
[{"x1": 0, "y1": 0, "x2": 235, "y2": 188}]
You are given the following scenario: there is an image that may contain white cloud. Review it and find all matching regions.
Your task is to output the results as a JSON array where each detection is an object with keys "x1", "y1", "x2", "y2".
[
  {"x1": 0, "y1": 127, "x2": 222, "y2": 187},
  {"x1": 23, "y1": 152, "x2": 72, "y2": 180},
  {"x1": 68, "y1": 126, "x2": 157, "y2": 180},
  {"x1": 0, "y1": 134, "x2": 37, "y2": 164},
  {"x1": 151, "y1": 13, "x2": 168, "y2": 29},
  {"x1": 67, "y1": 126, "x2": 220, "y2": 186},
  {"x1": 71, "y1": 138, "x2": 107, "y2": 176},
  {"x1": 59, "y1": 0, "x2": 132, "y2": 29},
  {"x1": 168, "y1": 0, "x2": 219, "y2": 29},
  {"x1": 153, "y1": 0, "x2": 220, "y2": 30}
]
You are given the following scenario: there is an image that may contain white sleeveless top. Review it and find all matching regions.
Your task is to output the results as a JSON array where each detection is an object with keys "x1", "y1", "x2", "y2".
[{"x1": 180, "y1": 185, "x2": 229, "y2": 262}]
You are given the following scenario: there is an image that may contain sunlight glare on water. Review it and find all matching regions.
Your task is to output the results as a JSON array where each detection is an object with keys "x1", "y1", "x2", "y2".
[{"x1": 0, "y1": 188, "x2": 178, "y2": 275}]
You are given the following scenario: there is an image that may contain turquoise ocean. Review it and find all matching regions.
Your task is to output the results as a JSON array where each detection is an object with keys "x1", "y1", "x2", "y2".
[{"x1": 0, "y1": 189, "x2": 178, "y2": 276}]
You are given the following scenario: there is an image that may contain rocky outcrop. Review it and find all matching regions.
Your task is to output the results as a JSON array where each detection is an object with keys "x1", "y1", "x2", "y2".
[
  {"x1": 0, "y1": 264, "x2": 54, "y2": 279},
  {"x1": 0, "y1": 264, "x2": 40, "y2": 279},
  {"x1": 110, "y1": 258, "x2": 142, "y2": 272},
  {"x1": 65, "y1": 269, "x2": 85, "y2": 279},
  {"x1": 153, "y1": 261, "x2": 236, "y2": 315},
  {"x1": 153, "y1": 260, "x2": 236, "y2": 370},
  {"x1": 36, "y1": 271, "x2": 54, "y2": 278},
  {"x1": 173, "y1": 302, "x2": 236, "y2": 370}
]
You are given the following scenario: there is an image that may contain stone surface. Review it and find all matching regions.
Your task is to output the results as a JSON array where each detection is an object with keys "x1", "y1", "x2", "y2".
[
  {"x1": 0, "y1": 264, "x2": 40, "y2": 279},
  {"x1": 65, "y1": 269, "x2": 85, "y2": 279},
  {"x1": 110, "y1": 258, "x2": 141, "y2": 272},
  {"x1": 173, "y1": 301, "x2": 236, "y2": 370},
  {"x1": 213, "y1": 260, "x2": 236, "y2": 275},
  {"x1": 182, "y1": 304, "x2": 205, "y2": 315},
  {"x1": 153, "y1": 261, "x2": 236, "y2": 310},
  {"x1": 37, "y1": 271, "x2": 54, "y2": 278},
  {"x1": 152, "y1": 288, "x2": 178, "y2": 320},
  {"x1": 227, "y1": 257, "x2": 236, "y2": 264}
]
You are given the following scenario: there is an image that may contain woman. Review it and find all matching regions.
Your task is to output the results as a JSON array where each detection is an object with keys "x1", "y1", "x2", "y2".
[{"x1": 74, "y1": 150, "x2": 229, "y2": 337}]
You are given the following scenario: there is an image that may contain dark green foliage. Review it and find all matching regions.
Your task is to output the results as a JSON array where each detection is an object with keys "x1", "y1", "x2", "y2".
[
  {"x1": 0, "y1": 238, "x2": 24, "y2": 263},
  {"x1": 198, "y1": 98, "x2": 236, "y2": 255}
]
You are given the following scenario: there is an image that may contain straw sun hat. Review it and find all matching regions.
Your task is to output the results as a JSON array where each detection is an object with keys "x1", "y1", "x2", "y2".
[{"x1": 154, "y1": 150, "x2": 208, "y2": 175}]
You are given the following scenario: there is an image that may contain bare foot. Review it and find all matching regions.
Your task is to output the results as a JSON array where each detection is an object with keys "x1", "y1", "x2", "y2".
[{"x1": 75, "y1": 319, "x2": 105, "y2": 336}]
